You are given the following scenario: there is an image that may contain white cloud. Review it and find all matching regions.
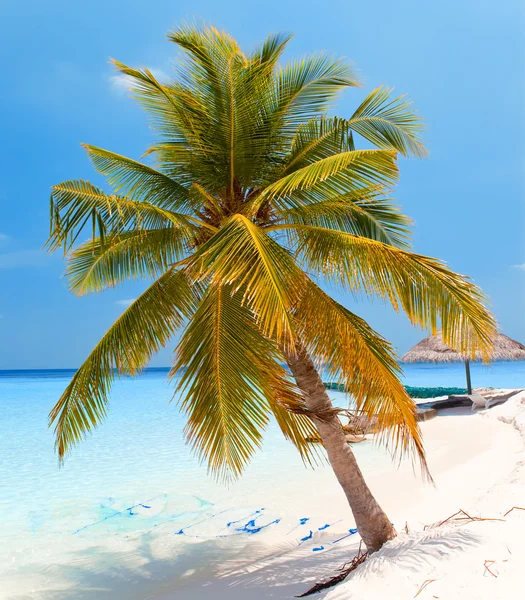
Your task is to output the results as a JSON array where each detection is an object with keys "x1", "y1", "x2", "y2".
[
  {"x1": 109, "y1": 74, "x2": 133, "y2": 93},
  {"x1": 0, "y1": 249, "x2": 55, "y2": 269},
  {"x1": 115, "y1": 299, "x2": 136, "y2": 307},
  {"x1": 109, "y1": 68, "x2": 170, "y2": 95},
  {"x1": 511, "y1": 264, "x2": 525, "y2": 270}
]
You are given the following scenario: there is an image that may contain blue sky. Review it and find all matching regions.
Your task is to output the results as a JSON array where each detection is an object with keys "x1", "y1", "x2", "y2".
[{"x1": 0, "y1": 0, "x2": 523, "y2": 369}]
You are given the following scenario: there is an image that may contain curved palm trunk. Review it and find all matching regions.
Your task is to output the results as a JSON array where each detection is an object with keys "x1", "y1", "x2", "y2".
[{"x1": 283, "y1": 340, "x2": 396, "y2": 552}]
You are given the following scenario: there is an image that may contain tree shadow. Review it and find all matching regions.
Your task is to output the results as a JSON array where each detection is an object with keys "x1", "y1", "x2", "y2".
[
  {"x1": 8, "y1": 526, "x2": 480, "y2": 599},
  {"x1": 9, "y1": 532, "x2": 346, "y2": 600}
]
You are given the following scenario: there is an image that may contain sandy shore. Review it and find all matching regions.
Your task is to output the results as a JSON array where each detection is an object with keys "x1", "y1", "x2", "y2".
[
  {"x1": 6, "y1": 391, "x2": 525, "y2": 599},
  {"x1": 160, "y1": 392, "x2": 525, "y2": 599}
]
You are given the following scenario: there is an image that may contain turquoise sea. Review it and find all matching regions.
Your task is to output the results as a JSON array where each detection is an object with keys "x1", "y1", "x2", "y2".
[{"x1": 1, "y1": 362, "x2": 524, "y2": 598}]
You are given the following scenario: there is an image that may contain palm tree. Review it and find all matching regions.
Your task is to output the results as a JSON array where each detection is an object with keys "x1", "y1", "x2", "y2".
[{"x1": 47, "y1": 25, "x2": 496, "y2": 552}]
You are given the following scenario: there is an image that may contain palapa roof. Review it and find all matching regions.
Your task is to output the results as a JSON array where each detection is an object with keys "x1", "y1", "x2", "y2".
[{"x1": 401, "y1": 331, "x2": 525, "y2": 363}]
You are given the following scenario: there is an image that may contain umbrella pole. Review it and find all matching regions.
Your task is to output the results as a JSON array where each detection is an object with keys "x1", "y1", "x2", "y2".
[{"x1": 464, "y1": 359, "x2": 472, "y2": 395}]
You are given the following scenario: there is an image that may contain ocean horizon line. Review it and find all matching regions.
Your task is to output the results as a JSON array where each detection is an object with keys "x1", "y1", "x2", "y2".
[{"x1": 1, "y1": 359, "x2": 523, "y2": 375}]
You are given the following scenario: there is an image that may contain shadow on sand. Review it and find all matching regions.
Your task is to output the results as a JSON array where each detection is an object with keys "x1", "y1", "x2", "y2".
[{"x1": 10, "y1": 524, "x2": 481, "y2": 599}]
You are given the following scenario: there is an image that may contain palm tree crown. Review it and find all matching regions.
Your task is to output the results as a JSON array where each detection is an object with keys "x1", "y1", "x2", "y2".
[{"x1": 47, "y1": 25, "x2": 496, "y2": 480}]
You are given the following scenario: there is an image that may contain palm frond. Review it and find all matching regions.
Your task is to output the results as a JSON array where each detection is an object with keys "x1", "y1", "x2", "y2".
[
  {"x1": 66, "y1": 228, "x2": 191, "y2": 295},
  {"x1": 192, "y1": 215, "x2": 305, "y2": 349},
  {"x1": 281, "y1": 117, "x2": 355, "y2": 175},
  {"x1": 274, "y1": 195, "x2": 412, "y2": 248},
  {"x1": 49, "y1": 269, "x2": 197, "y2": 460},
  {"x1": 173, "y1": 283, "x2": 273, "y2": 480},
  {"x1": 291, "y1": 225, "x2": 497, "y2": 358},
  {"x1": 111, "y1": 60, "x2": 223, "y2": 192},
  {"x1": 83, "y1": 145, "x2": 190, "y2": 211},
  {"x1": 251, "y1": 149, "x2": 398, "y2": 214},
  {"x1": 111, "y1": 59, "x2": 191, "y2": 143},
  {"x1": 348, "y1": 86, "x2": 427, "y2": 157},
  {"x1": 295, "y1": 280, "x2": 429, "y2": 476},
  {"x1": 168, "y1": 24, "x2": 247, "y2": 196},
  {"x1": 274, "y1": 54, "x2": 360, "y2": 133},
  {"x1": 168, "y1": 24, "x2": 245, "y2": 82},
  {"x1": 250, "y1": 32, "x2": 293, "y2": 66},
  {"x1": 47, "y1": 180, "x2": 204, "y2": 253}
]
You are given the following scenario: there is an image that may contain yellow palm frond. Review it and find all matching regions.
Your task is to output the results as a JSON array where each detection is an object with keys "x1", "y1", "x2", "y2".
[
  {"x1": 290, "y1": 225, "x2": 497, "y2": 358},
  {"x1": 173, "y1": 283, "x2": 272, "y2": 480},
  {"x1": 281, "y1": 116, "x2": 355, "y2": 176},
  {"x1": 259, "y1": 360, "x2": 321, "y2": 465},
  {"x1": 192, "y1": 214, "x2": 305, "y2": 349},
  {"x1": 295, "y1": 279, "x2": 429, "y2": 477},
  {"x1": 49, "y1": 269, "x2": 197, "y2": 460}
]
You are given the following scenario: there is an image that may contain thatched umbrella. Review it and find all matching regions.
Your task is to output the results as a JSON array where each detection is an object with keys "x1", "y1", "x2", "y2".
[{"x1": 401, "y1": 331, "x2": 525, "y2": 394}]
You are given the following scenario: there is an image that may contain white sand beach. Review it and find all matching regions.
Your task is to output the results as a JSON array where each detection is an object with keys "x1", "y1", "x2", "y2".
[
  {"x1": 165, "y1": 392, "x2": 525, "y2": 600},
  {"x1": 7, "y1": 391, "x2": 524, "y2": 600}
]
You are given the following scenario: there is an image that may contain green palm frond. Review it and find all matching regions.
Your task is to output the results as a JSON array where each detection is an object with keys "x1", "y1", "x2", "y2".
[
  {"x1": 281, "y1": 117, "x2": 355, "y2": 175},
  {"x1": 251, "y1": 149, "x2": 398, "y2": 214},
  {"x1": 167, "y1": 26, "x2": 304, "y2": 193},
  {"x1": 83, "y1": 145, "x2": 190, "y2": 211},
  {"x1": 290, "y1": 225, "x2": 497, "y2": 357},
  {"x1": 295, "y1": 279, "x2": 428, "y2": 476},
  {"x1": 111, "y1": 59, "x2": 208, "y2": 147},
  {"x1": 168, "y1": 24, "x2": 284, "y2": 195},
  {"x1": 273, "y1": 54, "x2": 360, "y2": 134},
  {"x1": 111, "y1": 61, "x2": 226, "y2": 195},
  {"x1": 348, "y1": 86, "x2": 427, "y2": 157},
  {"x1": 66, "y1": 228, "x2": 191, "y2": 295},
  {"x1": 236, "y1": 54, "x2": 360, "y2": 187},
  {"x1": 49, "y1": 269, "x2": 197, "y2": 460},
  {"x1": 173, "y1": 283, "x2": 273, "y2": 480},
  {"x1": 274, "y1": 195, "x2": 412, "y2": 248},
  {"x1": 47, "y1": 180, "x2": 205, "y2": 253},
  {"x1": 169, "y1": 25, "x2": 247, "y2": 198},
  {"x1": 168, "y1": 24, "x2": 245, "y2": 87},
  {"x1": 250, "y1": 32, "x2": 293, "y2": 66}
]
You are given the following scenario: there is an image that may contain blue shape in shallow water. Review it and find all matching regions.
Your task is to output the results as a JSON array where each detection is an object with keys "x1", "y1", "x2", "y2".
[
  {"x1": 73, "y1": 494, "x2": 165, "y2": 534},
  {"x1": 300, "y1": 530, "x2": 313, "y2": 543},
  {"x1": 174, "y1": 508, "x2": 231, "y2": 536},
  {"x1": 227, "y1": 508, "x2": 264, "y2": 528},
  {"x1": 73, "y1": 493, "x2": 211, "y2": 535},
  {"x1": 235, "y1": 514, "x2": 281, "y2": 535},
  {"x1": 332, "y1": 528, "x2": 359, "y2": 544}
]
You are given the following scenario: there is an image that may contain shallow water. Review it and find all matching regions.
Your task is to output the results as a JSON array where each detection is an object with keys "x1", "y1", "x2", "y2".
[{"x1": 1, "y1": 363, "x2": 524, "y2": 598}]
